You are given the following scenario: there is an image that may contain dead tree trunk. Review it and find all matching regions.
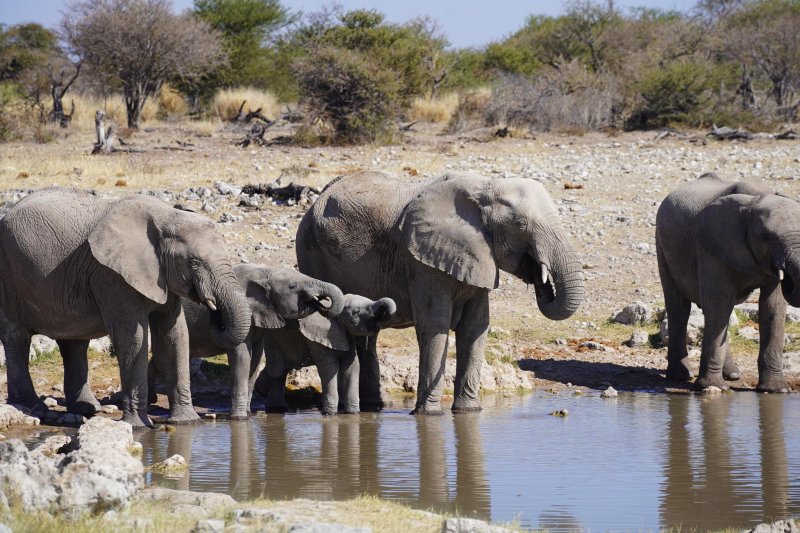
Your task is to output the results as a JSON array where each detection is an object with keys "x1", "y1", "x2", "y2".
[
  {"x1": 47, "y1": 61, "x2": 81, "y2": 128},
  {"x1": 92, "y1": 110, "x2": 142, "y2": 154}
]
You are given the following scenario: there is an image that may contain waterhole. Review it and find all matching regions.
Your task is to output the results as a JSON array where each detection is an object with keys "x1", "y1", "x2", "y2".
[{"x1": 134, "y1": 392, "x2": 800, "y2": 532}]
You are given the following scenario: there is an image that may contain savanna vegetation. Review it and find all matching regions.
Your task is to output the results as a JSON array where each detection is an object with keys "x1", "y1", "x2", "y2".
[{"x1": 0, "y1": 0, "x2": 798, "y2": 144}]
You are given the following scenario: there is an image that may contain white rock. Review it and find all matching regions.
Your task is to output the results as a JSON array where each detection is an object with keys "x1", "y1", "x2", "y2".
[
  {"x1": 601, "y1": 386, "x2": 618, "y2": 398},
  {"x1": 0, "y1": 404, "x2": 40, "y2": 429}
]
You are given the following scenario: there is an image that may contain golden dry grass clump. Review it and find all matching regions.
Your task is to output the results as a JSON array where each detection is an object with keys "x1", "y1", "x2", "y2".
[
  {"x1": 157, "y1": 84, "x2": 188, "y2": 118},
  {"x1": 409, "y1": 93, "x2": 459, "y2": 123},
  {"x1": 211, "y1": 87, "x2": 281, "y2": 121}
]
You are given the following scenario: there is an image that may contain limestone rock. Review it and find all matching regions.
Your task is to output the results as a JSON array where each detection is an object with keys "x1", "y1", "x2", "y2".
[
  {"x1": 151, "y1": 454, "x2": 188, "y2": 474},
  {"x1": 601, "y1": 386, "x2": 618, "y2": 398},
  {"x1": 34, "y1": 435, "x2": 71, "y2": 456},
  {"x1": 288, "y1": 523, "x2": 372, "y2": 532},
  {"x1": 135, "y1": 487, "x2": 235, "y2": 511},
  {"x1": 624, "y1": 330, "x2": 649, "y2": 347},
  {"x1": 195, "y1": 519, "x2": 225, "y2": 533},
  {"x1": 89, "y1": 336, "x2": 112, "y2": 353},
  {"x1": 611, "y1": 301, "x2": 652, "y2": 325},
  {"x1": 745, "y1": 519, "x2": 798, "y2": 533},
  {"x1": 0, "y1": 404, "x2": 39, "y2": 429},
  {"x1": 442, "y1": 517, "x2": 515, "y2": 533}
]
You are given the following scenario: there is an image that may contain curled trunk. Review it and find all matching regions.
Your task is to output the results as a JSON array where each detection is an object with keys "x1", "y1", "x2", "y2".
[
  {"x1": 373, "y1": 297, "x2": 397, "y2": 322},
  {"x1": 209, "y1": 277, "x2": 251, "y2": 350},
  {"x1": 780, "y1": 250, "x2": 800, "y2": 308},
  {"x1": 528, "y1": 242, "x2": 585, "y2": 321},
  {"x1": 311, "y1": 280, "x2": 345, "y2": 318}
]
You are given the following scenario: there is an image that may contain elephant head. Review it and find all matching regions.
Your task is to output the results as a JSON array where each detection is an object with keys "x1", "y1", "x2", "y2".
[
  {"x1": 299, "y1": 295, "x2": 397, "y2": 350},
  {"x1": 88, "y1": 195, "x2": 251, "y2": 349},
  {"x1": 235, "y1": 264, "x2": 345, "y2": 329},
  {"x1": 697, "y1": 193, "x2": 800, "y2": 307},
  {"x1": 400, "y1": 174, "x2": 585, "y2": 320}
]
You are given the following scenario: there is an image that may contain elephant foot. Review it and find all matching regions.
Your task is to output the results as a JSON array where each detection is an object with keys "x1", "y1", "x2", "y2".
[
  {"x1": 723, "y1": 357, "x2": 741, "y2": 381},
  {"x1": 166, "y1": 407, "x2": 201, "y2": 425},
  {"x1": 452, "y1": 404, "x2": 482, "y2": 414},
  {"x1": 694, "y1": 374, "x2": 729, "y2": 391},
  {"x1": 452, "y1": 396, "x2": 482, "y2": 413},
  {"x1": 411, "y1": 404, "x2": 444, "y2": 416},
  {"x1": 229, "y1": 413, "x2": 249, "y2": 421},
  {"x1": 66, "y1": 400, "x2": 101, "y2": 417},
  {"x1": 122, "y1": 411, "x2": 154, "y2": 430},
  {"x1": 756, "y1": 375, "x2": 791, "y2": 393},
  {"x1": 666, "y1": 360, "x2": 694, "y2": 381},
  {"x1": 359, "y1": 400, "x2": 384, "y2": 413}
]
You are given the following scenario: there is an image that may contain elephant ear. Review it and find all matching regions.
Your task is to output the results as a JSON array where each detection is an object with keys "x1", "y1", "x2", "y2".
[
  {"x1": 299, "y1": 313, "x2": 350, "y2": 351},
  {"x1": 399, "y1": 175, "x2": 498, "y2": 289},
  {"x1": 247, "y1": 282, "x2": 286, "y2": 329},
  {"x1": 696, "y1": 194, "x2": 758, "y2": 273},
  {"x1": 88, "y1": 197, "x2": 168, "y2": 304}
]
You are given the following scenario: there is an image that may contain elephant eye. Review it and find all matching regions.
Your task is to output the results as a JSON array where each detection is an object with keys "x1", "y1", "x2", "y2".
[
  {"x1": 189, "y1": 259, "x2": 200, "y2": 270},
  {"x1": 288, "y1": 282, "x2": 298, "y2": 290},
  {"x1": 516, "y1": 218, "x2": 528, "y2": 230}
]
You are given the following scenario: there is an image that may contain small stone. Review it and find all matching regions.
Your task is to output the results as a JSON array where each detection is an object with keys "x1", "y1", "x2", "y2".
[
  {"x1": 554, "y1": 338, "x2": 567, "y2": 346},
  {"x1": 150, "y1": 453, "x2": 188, "y2": 474},
  {"x1": 128, "y1": 442, "x2": 143, "y2": 456},
  {"x1": 601, "y1": 386, "x2": 618, "y2": 398},
  {"x1": 52, "y1": 383, "x2": 64, "y2": 393},
  {"x1": 101, "y1": 404, "x2": 118, "y2": 414},
  {"x1": 204, "y1": 413, "x2": 217, "y2": 421},
  {"x1": 549, "y1": 409, "x2": 569, "y2": 417},
  {"x1": 43, "y1": 397, "x2": 58, "y2": 408},
  {"x1": 624, "y1": 330, "x2": 649, "y2": 347},
  {"x1": 612, "y1": 301, "x2": 652, "y2": 325},
  {"x1": 442, "y1": 517, "x2": 515, "y2": 533},
  {"x1": 194, "y1": 519, "x2": 225, "y2": 533},
  {"x1": 738, "y1": 326, "x2": 759, "y2": 341},
  {"x1": 703, "y1": 385, "x2": 723, "y2": 395}
]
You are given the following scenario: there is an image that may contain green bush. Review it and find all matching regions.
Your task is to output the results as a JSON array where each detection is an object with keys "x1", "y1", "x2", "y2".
[
  {"x1": 627, "y1": 60, "x2": 713, "y2": 129},
  {"x1": 293, "y1": 45, "x2": 403, "y2": 144}
]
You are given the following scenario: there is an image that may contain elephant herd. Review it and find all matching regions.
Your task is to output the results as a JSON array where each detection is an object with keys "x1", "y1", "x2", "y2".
[{"x1": 0, "y1": 170, "x2": 796, "y2": 429}]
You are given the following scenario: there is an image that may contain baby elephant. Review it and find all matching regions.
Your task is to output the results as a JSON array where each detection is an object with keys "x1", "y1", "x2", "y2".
[
  {"x1": 656, "y1": 173, "x2": 800, "y2": 392},
  {"x1": 150, "y1": 264, "x2": 345, "y2": 419},
  {"x1": 254, "y1": 294, "x2": 397, "y2": 415}
]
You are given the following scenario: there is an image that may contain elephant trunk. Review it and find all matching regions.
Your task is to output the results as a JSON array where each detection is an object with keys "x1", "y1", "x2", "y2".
[
  {"x1": 780, "y1": 248, "x2": 800, "y2": 308},
  {"x1": 208, "y1": 272, "x2": 251, "y2": 350},
  {"x1": 529, "y1": 241, "x2": 585, "y2": 321},
  {"x1": 373, "y1": 297, "x2": 397, "y2": 322},
  {"x1": 309, "y1": 280, "x2": 345, "y2": 318}
]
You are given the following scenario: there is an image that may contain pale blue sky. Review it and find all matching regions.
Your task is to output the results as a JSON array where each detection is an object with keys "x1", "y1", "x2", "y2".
[{"x1": 2, "y1": 0, "x2": 699, "y2": 48}]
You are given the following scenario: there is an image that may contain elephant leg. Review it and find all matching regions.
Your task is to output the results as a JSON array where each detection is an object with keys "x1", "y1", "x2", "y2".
[
  {"x1": 453, "y1": 291, "x2": 489, "y2": 413},
  {"x1": 149, "y1": 300, "x2": 199, "y2": 425},
  {"x1": 723, "y1": 344, "x2": 741, "y2": 381},
  {"x1": 263, "y1": 371, "x2": 289, "y2": 413},
  {"x1": 357, "y1": 334, "x2": 383, "y2": 410},
  {"x1": 3, "y1": 330, "x2": 43, "y2": 412},
  {"x1": 227, "y1": 341, "x2": 252, "y2": 420},
  {"x1": 313, "y1": 346, "x2": 340, "y2": 416},
  {"x1": 147, "y1": 357, "x2": 159, "y2": 405},
  {"x1": 57, "y1": 339, "x2": 100, "y2": 416},
  {"x1": 658, "y1": 252, "x2": 693, "y2": 381},
  {"x1": 247, "y1": 334, "x2": 265, "y2": 413},
  {"x1": 756, "y1": 282, "x2": 790, "y2": 393},
  {"x1": 338, "y1": 348, "x2": 360, "y2": 414},
  {"x1": 695, "y1": 279, "x2": 735, "y2": 390},
  {"x1": 412, "y1": 306, "x2": 453, "y2": 416},
  {"x1": 107, "y1": 314, "x2": 152, "y2": 429}
]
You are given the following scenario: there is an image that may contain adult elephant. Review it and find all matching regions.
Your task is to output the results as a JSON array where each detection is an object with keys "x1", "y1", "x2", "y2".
[
  {"x1": 253, "y1": 293, "x2": 396, "y2": 415},
  {"x1": 150, "y1": 264, "x2": 345, "y2": 419},
  {"x1": 297, "y1": 172, "x2": 585, "y2": 414},
  {"x1": 656, "y1": 173, "x2": 800, "y2": 392},
  {"x1": 0, "y1": 188, "x2": 251, "y2": 428}
]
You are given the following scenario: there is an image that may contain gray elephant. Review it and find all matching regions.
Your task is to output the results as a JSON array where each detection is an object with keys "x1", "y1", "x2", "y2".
[
  {"x1": 150, "y1": 264, "x2": 345, "y2": 419},
  {"x1": 253, "y1": 294, "x2": 397, "y2": 415},
  {"x1": 656, "y1": 173, "x2": 800, "y2": 392},
  {"x1": 0, "y1": 188, "x2": 251, "y2": 428},
  {"x1": 296, "y1": 172, "x2": 585, "y2": 414}
]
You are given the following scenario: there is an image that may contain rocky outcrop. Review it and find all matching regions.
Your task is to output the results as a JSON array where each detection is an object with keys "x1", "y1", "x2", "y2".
[
  {"x1": 442, "y1": 517, "x2": 516, "y2": 533},
  {"x1": 0, "y1": 416, "x2": 143, "y2": 514},
  {"x1": 0, "y1": 404, "x2": 40, "y2": 429},
  {"x1": 611, "y1": 301, "x2": 653, "y2": 325},
  {"x1": 744, "y1": 519, "x2": 798, "y2": 533}
]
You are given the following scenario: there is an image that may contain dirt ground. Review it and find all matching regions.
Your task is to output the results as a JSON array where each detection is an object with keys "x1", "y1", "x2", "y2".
[{"x1": 1, "y1": 118, "x2": 800, "y2": 408}]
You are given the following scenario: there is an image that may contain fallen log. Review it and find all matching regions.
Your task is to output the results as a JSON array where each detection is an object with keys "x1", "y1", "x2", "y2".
[{"x1": 708, "y1": 125, "x2": 753, "y2": 141}]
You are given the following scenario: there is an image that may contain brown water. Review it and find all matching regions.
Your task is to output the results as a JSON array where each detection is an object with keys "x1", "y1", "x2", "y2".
[{"x1": 134, "y1": 392, "x2": 800, "y2": 532}]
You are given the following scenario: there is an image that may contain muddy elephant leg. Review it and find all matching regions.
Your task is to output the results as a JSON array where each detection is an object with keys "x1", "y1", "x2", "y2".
[
  {"x1": 357, "y1": 335, "x2": 382, "y2": 411},
  {"x1": 695, "y1": 273, "x2": 735, "y2": 390},
  {"x1": 3, "y1": 330, "x2": 43, "y2": 412},
  {"x1": 107, "y1": 314, "x2": 152, "y2": 429},
  {"x1": 757, "y1": 282, "x2": 790, "y2": 393},
  {"x1": 659, "y1": 252, "x2": 693, "y2": 381},
  {"x1": 227, "y1": 341, "x2": 252, "y2": 420},
  {"x1": 453, "y1": 291, "x2": 488, "y2": 412},
  {"x1": 149, "y1": 299, "x2": 199, "y2": 425},
  {"x1": 313, "y1": 345, "x2": 340, "y2": 416},
  {"x1": 57, "y1": 339, "x2": 100, "y2": 416},
  {"x1": 147, "y1": 357, "x2": 159, "y2": 405},
  {"x1": 247, "y1": 334, "x2": 265, "y2": 410},
  {"x1": 338, "y1": 348, "x2": 360, "y2": 414},
  {"x1": 411, "y1": 287, "x2": 453, "y2": 415}
]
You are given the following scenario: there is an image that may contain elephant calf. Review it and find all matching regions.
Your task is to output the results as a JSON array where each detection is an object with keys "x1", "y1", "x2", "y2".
[
  {"x1": 656, "y1": 173, "x2": 800, "y2": 392},
  {"x1": 150, "y1": 264, "x2": 345, "y2": 419},
  {"x1": 254, "y1": 294, "x2": 397, "y2": 415}
]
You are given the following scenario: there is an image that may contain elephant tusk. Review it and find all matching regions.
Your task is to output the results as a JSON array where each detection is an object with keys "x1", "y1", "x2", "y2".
[
  {"x1": 206, "y1": 299, "x2": 217, "y2": 311},
  {"x1": 541, "y1": 264, "x2": 549, "y2": 285},
  {"x1": 779, "y1": 270, "x2": 785, "y2": 281}
]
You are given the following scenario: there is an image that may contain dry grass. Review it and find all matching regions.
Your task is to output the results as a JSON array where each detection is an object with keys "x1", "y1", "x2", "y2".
[
  {"x1": 447, "y1": 87, "x2": 493, "y2": 133},
  {"x1": 409, "y1": 93, "x2": 460, "y2": 123},
  {"x1": 211, "y1": 87, "x2": 281, "y2": 121},
  {"x1": 67, "y1": 93, "x2": 160, "y2": 132},
  {"x1": 157, "y1": 84, "x2": 188, "y2": 118}
]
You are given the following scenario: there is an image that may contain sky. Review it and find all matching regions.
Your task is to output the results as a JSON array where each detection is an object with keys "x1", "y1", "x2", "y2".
[{"x1": 2, "y1": 0, "x2": 699, "y2": 49}]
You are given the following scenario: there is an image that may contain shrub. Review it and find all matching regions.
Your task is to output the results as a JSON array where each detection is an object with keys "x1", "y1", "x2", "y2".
[
  {"x1": 211, "y1": 87, "x2": 281, "y2": 120},
  {"x1": 483, "y1": 65, "x2": 617, "y2": 132},
  {"x1": 157, "y1": 84, "x2": 188, "y2": 118},
  {"x1": 409, "y1": 93, "x2": 459, "y2": 123},
  {"x1": 446, "y1": 86, "x2": 492, "y2": 133},
  {"x1": 627, "y1": 60, "x2": 713, "y2": 129},
  {"x1": 293, "y1": 45, "x2": 403, "y2": 144}
]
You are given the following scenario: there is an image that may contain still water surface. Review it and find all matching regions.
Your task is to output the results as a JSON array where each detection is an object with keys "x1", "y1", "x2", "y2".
[{"x1": 136, "y1": 392, "x2": 800, "y2": 532}]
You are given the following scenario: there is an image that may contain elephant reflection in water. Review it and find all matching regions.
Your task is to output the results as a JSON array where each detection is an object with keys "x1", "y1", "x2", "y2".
[
  {"x1": 136, "y1": 424, "x2": 196, "y2": 492},
  {"x1": 661, "y1": 396, "x2": 798, "y2": 530},
  {"x1": 415, "y1": 412, "x2": 491, "y2": 520}
]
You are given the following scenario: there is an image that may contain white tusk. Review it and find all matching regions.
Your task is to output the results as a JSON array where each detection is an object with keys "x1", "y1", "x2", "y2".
[
  {"x1": 541, "y1": 264, "x2": 549, "y2": 285},
  {"x1": 206, "y1": 299, "x2": 217, "y2": 311},
  {"x1": 779, "y1": 270, "x2": 785, "y2": 281}
]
